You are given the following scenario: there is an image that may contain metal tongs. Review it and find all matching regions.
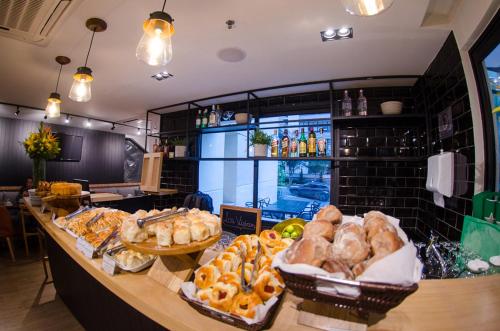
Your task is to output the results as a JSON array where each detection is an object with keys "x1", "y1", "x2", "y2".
[
  {"x1": 86, "y1": 211, "x2": 105, "y2": 228},
  {"x1": 96, "y1": 227, "x2": 119, "y2": 252},
  {"x1": 65, "y1": 206, "x2": 92, "y2": 220},
  {"x1": 239, "y1": 242, "x2": 262, "y2": 292},
  {"x1": 136, "y1": 208, "x2": 188, "y2": 228}
]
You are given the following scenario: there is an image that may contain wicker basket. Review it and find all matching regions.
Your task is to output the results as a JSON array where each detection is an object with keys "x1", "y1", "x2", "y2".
[
  {"x1": 277, "y1": 267, "x2": 418, "y2": 314},
  {"x1": 179, "y1": 290, "x2": 283, "y2": 331}
]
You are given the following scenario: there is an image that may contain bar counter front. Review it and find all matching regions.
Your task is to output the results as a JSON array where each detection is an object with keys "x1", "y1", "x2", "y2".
[{"x1": 26, "y1": 200, "x2": 500, "y2": 331}]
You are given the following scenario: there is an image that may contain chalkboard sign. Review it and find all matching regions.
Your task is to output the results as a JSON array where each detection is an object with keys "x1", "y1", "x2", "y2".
[{"x1": 220, "y1": 205, "x2": 262, "y2": 235}]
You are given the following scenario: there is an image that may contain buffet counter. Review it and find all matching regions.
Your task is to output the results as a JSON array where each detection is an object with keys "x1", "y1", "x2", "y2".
[{"x1": 25, "y1": 199, "x2": 500, "y2": 331}]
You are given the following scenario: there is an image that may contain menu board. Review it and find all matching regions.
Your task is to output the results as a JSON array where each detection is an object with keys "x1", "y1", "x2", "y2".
[{"x1": 219, "y1": 205, "x2": 262, "y2": 235}]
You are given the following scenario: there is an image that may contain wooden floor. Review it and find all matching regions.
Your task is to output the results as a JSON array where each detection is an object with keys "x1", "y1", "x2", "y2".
[{"x1": 0, "y1": 243, "x2": 83, "y2": 331}]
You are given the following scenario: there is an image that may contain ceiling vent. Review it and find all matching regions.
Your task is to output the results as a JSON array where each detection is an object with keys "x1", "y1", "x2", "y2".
[{"x1": 0, "y1": 0, "x2": 74, "y2": 46}]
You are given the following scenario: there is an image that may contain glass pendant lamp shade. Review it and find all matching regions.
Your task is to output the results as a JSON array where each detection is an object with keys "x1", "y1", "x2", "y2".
[
  {"x1": 45, "y1": 92, "x2": 61, "y2": 118},
  {"x1": 341, "y1": 0, "x2": 394, "y2": 16},
  {"x1": 136, "y1": 11, "x2": 174, "y2": 66},
  {"x1": 69, "y1": 66, "x2": 93, "y2": 102}
]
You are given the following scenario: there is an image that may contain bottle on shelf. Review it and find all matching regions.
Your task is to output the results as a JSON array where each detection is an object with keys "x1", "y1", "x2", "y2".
[
  {"x1": 281, "y1": 129, "x2": 289, "y2": 158},
  {"x1": 308, "y1": 127, "x2": 317, "y2": 157},
  {"x1": 195, "y1": 109, "x2": 202, "y2": 128},
  {"x1": 318, "y1": 128, "x2": 327, "y2": 157},
  {"x1": 201, "y1": 109, "x2": 208, "y2": 128},
  {"x1": 299, "y1": 128, "x2": 307, "y2": 157},
  {"x1": 271, "y1": 129, "x2": 279, "y2": 157},
  {"x1": 290, "y1": 130, "x2": 299, "y2": 157},
  {"x1": 208, "y1": 105, "x2": 217, "y2": 127},
  {"x1": 357, "y1": 89, "x2": 367, "y2": 116},
  {"x1": 153, "y1": 139, "x2": 159, "y2": 153},
  {"x1": 216, "y1": 105, "x2": 222, "y2": 126},
  {"x1": 341, "y1": 90, "x2": 352, "y2": 117}
]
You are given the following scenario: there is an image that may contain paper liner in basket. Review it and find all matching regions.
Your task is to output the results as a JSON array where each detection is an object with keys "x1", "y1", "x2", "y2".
[
  {"x1": 272, "y1": 215, "x2": 423, "y2": 297},
  {"x1": 180, "y1": 282, "x2": 278, "y2": 325}
]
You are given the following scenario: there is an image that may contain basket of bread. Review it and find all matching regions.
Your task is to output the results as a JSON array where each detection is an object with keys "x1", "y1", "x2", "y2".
[
  {"x1": 180, "y1": 230, "x2": 293, "y2": 331},
  {"x1": 272, "y1": 205, "x2": 422, "y2": 314}
]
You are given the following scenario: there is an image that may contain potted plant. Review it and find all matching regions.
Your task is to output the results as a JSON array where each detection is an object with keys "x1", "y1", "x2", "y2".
[
  {"x1": 22, "y1": 122, "x2": 60, "y2": 187},
  {"x1": 171, "y1": 137, "x2": 187, "y2": 158},
  {"x1": 250, "y1": 129, "x2": 271, "y2": 157}
]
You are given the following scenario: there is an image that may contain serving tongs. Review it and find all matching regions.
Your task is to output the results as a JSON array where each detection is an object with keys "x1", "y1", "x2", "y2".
[
  {"x1": 86, "y1": 211, "x2": 104, "y2": 228},
  {"x1": 65, "y1": 205, "x2": 92, "y2": 220},
  {"x1": 105, "y1": 243, "x2": 125, "y2": 256},
  {"x1": 239, "y1": 244, "x2": 251, "y2": 293},
  {"x1": 249, "y1": 241, "x2": 262, "y2": 287},
  {"x1": 96, "y1": 227, "x2": 119, "y2": 252},
  {"x1": 136, "y1": 208, "x2": 188, "y2": 228}
]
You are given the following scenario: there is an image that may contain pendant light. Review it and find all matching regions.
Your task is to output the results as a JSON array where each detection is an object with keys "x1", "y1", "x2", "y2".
[
  {"x1": 69, "y1": 18, "x2": 107, "y2": 102},
  {"x1": 136, "y1": 0, "x2": 175, "y2": 66},
  {"x1": 46, "y1": 56, "x2": 70, "y2": 118},
  {"x1": 341, "y1": 0, "x2": 394, "y2": 16}
]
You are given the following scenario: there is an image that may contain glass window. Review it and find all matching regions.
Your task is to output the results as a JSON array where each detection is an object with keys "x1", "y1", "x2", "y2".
[
  {"x1": 201, "y1": 131, "x2": 248, "y2": 158},
  {"x1": 258, "y1": 160, "x2": 331, "y2": 221}
]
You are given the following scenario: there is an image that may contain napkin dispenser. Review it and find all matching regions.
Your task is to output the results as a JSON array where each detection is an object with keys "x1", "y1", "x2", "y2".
[{"x1": 426, "y1": 151, "x2": 454, "y2": 207}]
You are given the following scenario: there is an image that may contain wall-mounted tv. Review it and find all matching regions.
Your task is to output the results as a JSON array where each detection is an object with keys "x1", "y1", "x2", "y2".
[{"x1": 52, "y1": 133, "x2": 83, "y2": 162}]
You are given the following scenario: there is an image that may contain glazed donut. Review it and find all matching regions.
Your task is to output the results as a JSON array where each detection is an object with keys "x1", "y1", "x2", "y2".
[
  {"x1": 230, "y1": 292, "x2": 263, "y2": 319},
  {"x1": 194, "y1": 264, "x2": 221, "y2": 289}
]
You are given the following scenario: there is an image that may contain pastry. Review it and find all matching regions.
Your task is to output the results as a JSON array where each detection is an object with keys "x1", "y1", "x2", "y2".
[
  {"x1": 173, "y1": 223, "x2": 191, "y2": 245},
  {"x1": 303, "y1": 220, "x2": 336, "y2": 241},
  {"x1": 329, "y1": 223, "x2": 370, "y2": 267},
  {"x1": 196, "y1": 288, "x2": 212, "y2": 302},
  {"x1": 363, "y1": 211, "x2": 397, "y2": 241},
  {"x1": 156, "y1": 222, "x2": 173, "y2": 246},
  {"x1": 259, "y1": 230, "x2": 282, "y2": 248},
  {"x1": 253, "y1": 270, "x2": 284, "y2": 301},
  {"x1": 370, "y1": 230, "x2": 403, "y2": 256},
  {"x1": 203, "y1": 218, "x2": 221, "y2": 236},
  {"x1": 208, "y1": 282, "x2": 239, "y2": 312},
  {"x1": 217, "y1": 272, "x2": 242, "y2": 290},
  {"x1": 213, "y1": 257, "x2": 233, "y2": 274},
  {"x1": 121, "y1": 216, "x2": 148, "y2": 243},
  {"x1": 217, "y1": 252, "x2": 242, "y2": 271},
  {"x1": 322, "y1": 259, "x2": 354, "y2": 280},
  {"x1": 315, "y1": 205, "x2": 342, "y2": 224},
  {"x1": 50, "y1": 182, "x2": 82, "y2": 196},
  {"x1": 190, "y1": 222, "x2": 210, "y2": 242},
  {"x1": 236, "y1": 263, "x2": 254, "y2": 284},
  {"x1": 230, "y1": 292, "x2": 263, "y2": 319},
  {"x1": 284, "y1": 236, "x2": 330, "y2": 267},
  {"x1": 233, "y1": 235, "x2": 253, "y2": 253},
  {"x1": 194, "y1": 264, "x2": 221, "y2": 289}
]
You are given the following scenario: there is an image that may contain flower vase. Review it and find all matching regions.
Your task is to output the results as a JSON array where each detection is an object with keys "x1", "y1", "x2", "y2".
[{"x1": 33, "y1": 158, "x2": 46, "y2": 188}]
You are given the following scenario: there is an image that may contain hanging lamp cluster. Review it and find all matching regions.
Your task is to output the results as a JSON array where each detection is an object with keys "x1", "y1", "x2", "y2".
[{"x1": 136, "y1": 0, "x2": 175, "y2": 66}]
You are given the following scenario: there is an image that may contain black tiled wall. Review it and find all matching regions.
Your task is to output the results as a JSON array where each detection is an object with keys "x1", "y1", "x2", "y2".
[
  {"x1": 156, "y1": 160, "x2": 198, "y2": 209},
  {"x1": 413, "y1": 33, "x2": 474, "y2": 241}
]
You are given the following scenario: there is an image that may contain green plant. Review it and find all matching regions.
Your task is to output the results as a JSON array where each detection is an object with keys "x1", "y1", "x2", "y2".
[
  {"x1": 250, "y1": 129, "x2": 271, "y2": 146},
  {"x1": 170, "y1": 137, "x2": 187, "y2": 146}
]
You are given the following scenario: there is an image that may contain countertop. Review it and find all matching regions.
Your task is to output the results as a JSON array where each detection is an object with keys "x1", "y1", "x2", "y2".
[{"x1": 25, "y1": 199, "x2": 500, "y2": 331}]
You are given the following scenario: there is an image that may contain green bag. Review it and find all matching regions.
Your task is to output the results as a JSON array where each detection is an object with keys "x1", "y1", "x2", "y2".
[{"x1": 460, "y1": 215, "x2": 500, "y2": 261}]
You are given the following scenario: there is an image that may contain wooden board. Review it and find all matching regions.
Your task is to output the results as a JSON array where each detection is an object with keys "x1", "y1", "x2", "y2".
[
  {"x1": 91, "y1": 193, "x2": 124, "y2": 203},
  {"x1": 147, "y1": 252, "x2": 204, "y2": 292},
  {"x1": 220, "y1": 205, "x2": 262, "y2": 235},
  {"x1": 41, "y1": 191, "x2": 90, "y2": 201},
  {"x1": 122, "y1": 234, "x2": 220, "y2": 256},
  {"x1": 140, "y1": 152, "x2": 163, "y2": 193}
]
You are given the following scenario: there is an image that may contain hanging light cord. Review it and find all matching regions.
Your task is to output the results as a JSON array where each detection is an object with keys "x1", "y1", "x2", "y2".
[
  {"x1": 55, "y1": 64, "x2": 63, "y2": 93},
  {"x1": 162, "y1": 0, "x2": 166, "y2": 11},
  {"x1": 84, "y1": 28, "x2": 96, "y2": 67}
]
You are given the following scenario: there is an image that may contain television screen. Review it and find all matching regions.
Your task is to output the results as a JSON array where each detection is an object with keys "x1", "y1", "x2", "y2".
[{"x1": 53, "y1": 133, "x2": 83, "y2": 161}]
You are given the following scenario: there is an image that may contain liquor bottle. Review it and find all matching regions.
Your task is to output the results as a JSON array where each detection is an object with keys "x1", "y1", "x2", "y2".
[
  {"x1": 271, "y1": 129, "x2": 279, "y2": 157},
  {"x1": 317, "y1": 128, "x2": 327, "y2": 157},
  {"x1": 281, "y1": 129, "x2": 289, "y2": 157},
  {"x1": 153, "y1": 139, "x2": 159, "y2": 152},
  {"x1": 216, "y1": 105, "x2": 222, "y2": 126},
  {"x1": 195, "y1": 109, "x2": 202, "y2": 128},
  {"x1": 201, "y1": 109, "x2": 208, "y2": 128},
  {"x1": 342, "y1": 90, "x2": 352, "y2": 117},
  {"x1": 290, "y1": 130, "x2": 299, "y2": 157},
  {"x1": 208, "y1": 105, "x2": 217, "y2": 127},
  {"x1": 357, "y1": 89, "x2": 367, "y2": 116},
  {"x1": 308, "y1": 127, "x2": 317, "y2": 157},
  {"x1": 299, "y1": 128, "x2": 307, "y2": 157}
]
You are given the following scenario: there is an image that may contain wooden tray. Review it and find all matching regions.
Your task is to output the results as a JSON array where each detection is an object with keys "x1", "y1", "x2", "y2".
[{"x1": 122, "y1": 234, "x2": 221, "y2": 256}]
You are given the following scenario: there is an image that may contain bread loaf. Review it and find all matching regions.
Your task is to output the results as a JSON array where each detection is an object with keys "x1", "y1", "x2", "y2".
[
  {"x1": 315, "y1": 205, "x2": 343, "y2": 224},
  {"x1": 303, "y1": 220, "x2": 336, "y2": 241},
  {"x1": 285, "y1": 236, "x2": 330, "y2": 267}
]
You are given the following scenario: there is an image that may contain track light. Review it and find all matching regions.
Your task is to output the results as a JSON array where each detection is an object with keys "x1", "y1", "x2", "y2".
[
  {"x1": 65, "y1": 114, "x2": 70, "y2": 123},
  {"x1": 44, "y1": 115, "x2": 48, "y2": 120},
  {"x1": 14, "y1": 107, "x2": 20, "y2": 117},
  {"x1": 137, "y1": 128, "x2": 141, "y2": 135},
  {"x1": 111, "y1": 123, "x2": 116, "y2": 130},
  {"x1": 85, "y1": 119, "x2": 92, "y2": 127}
]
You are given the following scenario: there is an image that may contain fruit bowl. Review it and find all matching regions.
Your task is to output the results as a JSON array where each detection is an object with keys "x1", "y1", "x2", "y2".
[{"x1": 272, "y1": 218, "x2": 306, "y2": 239}]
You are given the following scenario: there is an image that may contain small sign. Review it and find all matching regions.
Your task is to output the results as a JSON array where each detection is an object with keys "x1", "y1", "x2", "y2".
[
  {"x1": 76, "y1": 237, "x2": 95, "y2": 259},
  {"x1": 219, "y1": 205, "x2": 262, "y2": 235},
  {"x1": 102, "y1": 254, "x2": 118, "y2": 276}
]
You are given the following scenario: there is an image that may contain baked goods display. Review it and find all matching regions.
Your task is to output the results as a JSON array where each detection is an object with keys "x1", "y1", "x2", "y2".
[
  {"x1": 50, "y1": 182, "x2": 82, "y2": 196},
  {"x1": 187, "y1": 230, "x2": 292, "y2": 321},
  {"x1": 284, "y1": 205, "x2": 404, "y2": 279},
  {"x1": 65, "y1": 208, "x2": 129, "y2": 237},
  {"x1": 113, "y1": 249, "x2": 155, "y2": 271},
  {"x1": 121, "y1": 208, "x2": 222, "y2": 248}
]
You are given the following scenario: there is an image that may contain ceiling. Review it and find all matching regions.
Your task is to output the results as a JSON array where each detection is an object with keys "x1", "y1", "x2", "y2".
[{"x1": 0, "y1": 0, "x2": 452, "y2": 124}]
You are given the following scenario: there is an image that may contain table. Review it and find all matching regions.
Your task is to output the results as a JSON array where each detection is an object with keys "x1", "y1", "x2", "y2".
[
  {"x1": 24, "y1": 198, "x2": 500, "y2": 331},
  {"x1": 263, "y1": 200, "x2": 310, "y2": 219},
  {"x1": 90, "y1": 192, "x2": 124, "y2": 203}
]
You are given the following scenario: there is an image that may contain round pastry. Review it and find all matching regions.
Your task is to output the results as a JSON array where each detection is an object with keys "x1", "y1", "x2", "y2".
[
  {"x1": 363, "y1": 211, "x2": 396, "y2": 241},
  {"x1": 213, "y1": 256, "x2": 233, "y2": 274},
  {"x1": 259, "y1": 230, "x2": 282, "y2": 248},
  {"x1": 217, "y1": 272, "x2": 242, "y2": 291},
  {"x1": 194, "y1": 264, "x2": 221, "y2": 289},
  {"x1": 196, "y1": 288, "x2": 212, "y2": 302},
  {"x1": 230, "y1": 292, "x2": 263, "y2": 319},
  {"x1": 258, "y1": 255, "x2": 273, "y2": 270},
  {"x1": 284, "y1": 236, "x2": 330, "y2": 267},
  {"x1": 370, "y1": 230, "x2": 403, "y2": 256},
  {"x1": 322, "y1": 259, "x2": 354, "y2": 280},
  {"x1": 303, "y1": 220, "x2": 336, "y2": 241},
  {"x1": 315, "y1": 205, "x2": 342, "y2": 224},
  {"x1": 253, "y1": 270, "x2": 284, "y2": 301},
  {"x1": 217, "y1": 252, "x2": 242, "y2": 271},
  {"x1": 50, "y1": 182, "x2": 82, "y2": 196},
  {"x1": 329, "y1": 223, "x2": 370, "y2": 267},
  {"x1": 233, "y1": 235, "x2": 253, "y2": 253},
  {"x1": 270, "y1": 241, "x2": 289, "y2": 256},
  {"x1": 208, "y1": 282, "x2": 239, "y2": 312}
]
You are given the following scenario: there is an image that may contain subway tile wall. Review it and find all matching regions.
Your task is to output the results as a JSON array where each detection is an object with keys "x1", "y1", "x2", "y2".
[{"x1": 157, "y1": 160, "x2": 198, "y2": 209}]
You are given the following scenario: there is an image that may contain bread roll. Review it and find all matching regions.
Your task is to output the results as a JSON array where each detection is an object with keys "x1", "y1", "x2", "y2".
[
  {"x1": 121, "y1": 217, "x2": 148, "y2": 243},
  {"x1": 156, "y1": 222, "x2": 173, "y2": 246},
  {"x1": 253, "y1": 270, "x2": 284, "y2": 301},
  {"x1": 303, "y1": 220, "x2": 336, "y2": 241},
  {"x1": 370, "y1": 230, "x2": 403, "y2": 256},
  {"x1": 259, "y1": 230, "x2": 282, "y2": 248},
  {"x1": 285, "y1": 236, "x2": 330, "y2": 267},
  {"x1": 329, "y1": 223, "x2": 370, "y2": 267},
  {"x1": 322, "y1": 259, "x2": 354, "y2": 280},
  {"x1": 50, "y1": 182, "x2": 82, "y2": 196},
  {"x1": 194, "y1": 264, "x2": 221, "y2": 289},
  {"x1": 315, "y1": 205, "x2": 343, "y2": 224},
  {"x1": 203, "y1": 218, "x2": 221, "y2": 236},
  {"x1": 363, "y1": 211, "x2": 397, "y2": 241},
  {"x1": 190, "y1": 222, "x2": 210, "y2": 242},
  {"x1": 208, "y1": 282, "x2": 238, "y2": 312},
  {"x1": 230, "y1": 292, "x2": 263, "y2": 318},
  {"x1": 173, "y1": 223, "x2": 191, "y2": 245}
]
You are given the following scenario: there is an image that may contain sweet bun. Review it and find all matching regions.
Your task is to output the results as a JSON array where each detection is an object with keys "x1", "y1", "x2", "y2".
[
  {"x1": 230, "y1": 292, "x2": 263, "y2": 319},
  {"x1": 196, "y1": 288, "x2": 212, "y2": 302},
  {"x1": 284, "y1": 236, "x2": 330, "y2": 267},
  {"x1": 303, "y1": 220, "x2": 335, "y2": 241},
  {"x1": 155, "y1": 222, "x2": 173, "y2": 246},
  {"x1": 322, "y1": 259, "x2": 354, "y2": 280},
  {"x1": 173, "y1": 223, "x2": 191, "y2": 245},
  {"x1": 315, "y1": 205, "x2": 342, "y2": 224},
  {"x1": 363, "y1": 211, "x2": 397, "y2": 241},
  {"x1": 208, "y1": 282, "x2": 238, "y2": 312},
  {"x1": 194, "y1": 264, "x2": 221, "y2": 289},
  {"x1": 370, "y1": 230, "x2": 403, "y2": 256},
  {"x1": 217, "y1": 272, "x2": 242, "y2": 290},
  {"x1": 329, "y1": 223, "x2": 370, "y2": 267},
  {"x1": 190, "y1": 222, "x2": 210, "y2": 242},
  {"x1": 259, "y1": 230, "x2": 282, "y2": 248},
  {"x1": 253, "y1": 270, "x2": 284, "y2": 301},
  {"x1": 50, "y1": 182, "x2": 82, "y2": 196}
]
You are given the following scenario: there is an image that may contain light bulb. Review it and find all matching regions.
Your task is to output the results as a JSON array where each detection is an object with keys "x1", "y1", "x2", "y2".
[
  {"x1": 45, "y1": 93, "x2": 61, "y2": 118},
  {"x1": 324, "y1": 29, "x2": 335, "y2": 38},
  {"x1": 69, "y1": 67, "x2": 93, "y2": 102},
  {"x1": 85, "y1": 119, "x2": 92, "y2": 127},
  {"x1": 341, "y1": 0, "x2": 394, "y2": 16},
  {"x1": 136, "y1": 12, "x2": 174, "y2": 66}
]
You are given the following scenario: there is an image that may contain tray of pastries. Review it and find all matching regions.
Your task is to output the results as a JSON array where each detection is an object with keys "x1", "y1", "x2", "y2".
[
  {"x1": 179, "y1": 230, "x2": 293, "y2": 331},
  {"x1": 105, "y1": 246, "x2": 156, "y2": 272},
  {"x1": 121, "y1": 208, "x2": 222, "y2": 255},
  {"x1": 56, "y1": 207, "x2": 130, "y2": 238},
  {"x1": 273, "y1": 205, "x2": 420, "y2": 315}
]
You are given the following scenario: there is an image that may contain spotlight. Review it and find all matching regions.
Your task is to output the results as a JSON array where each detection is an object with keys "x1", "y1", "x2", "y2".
[
  {"x1": 111, "y1": 123, "x2": 116, "y2": 130},
  {"x1": 14, "y1": 108, "x2": 20, "y2": 117},
  {"x1": 337, "y1": 27, "x2": 350, "y2": 37},
  {"x1": 152, "y1": 71, "x2": 173, "y2": 81},
  {"x1": 323, "y1": 29, "x2": 335, "y2": 38},
  {"x1": 65, "y1": 114, "x2": 70, "y2": 123},
  {"x1": 137, "y1": 128, "x2": 141, "y2": 135},
  {"x1": 320, "y1": 27, "x2": 353, "y2": 42},
  {"x1": 85, "y1": 119, "x2": 91, "y2": 127}
]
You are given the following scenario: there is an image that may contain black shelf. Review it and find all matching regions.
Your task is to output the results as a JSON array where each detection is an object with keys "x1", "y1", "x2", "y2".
[
  {"x1": 337, "y1": 156, "x2": 426, "y2": 162},
  {"x1": 200, "y1": 124, "x2": 256, "y2": 133},
  {"x1": 331, "y1": 113, "x2": 426, "y2": 126},
  {"x1": 249, "y1": 156, "x2": 335, "y2": 161},
  {"x1": 164, "y1": 157, "x2": 199, "y2": 161},
  {"x1": 149, "y1": 128, "x2": 200, "y2": 137}
]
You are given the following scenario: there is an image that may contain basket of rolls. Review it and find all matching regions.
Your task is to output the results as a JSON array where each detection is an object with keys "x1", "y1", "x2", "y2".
[
  {"x1": 180, "y1": 230, "x2": 294, "y2": 330},
  {"x1": 272, "y1": 205, "x2": 422, "y2": 315}
]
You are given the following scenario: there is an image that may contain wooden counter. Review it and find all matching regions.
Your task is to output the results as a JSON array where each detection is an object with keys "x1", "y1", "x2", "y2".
[
  {"x1": 90, "y1": 192, "x2": 124, "y2": 203},
  {"x1": 25, "y1": 199, "x2": 500, "y2": 331}
]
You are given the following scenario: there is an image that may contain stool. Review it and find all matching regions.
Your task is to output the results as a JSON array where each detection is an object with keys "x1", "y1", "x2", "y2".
[
  {"x1": 19, "y1": 206, "x2": 42, "y2": 257},
  {"x1": 0, "y1": 206, "x2": 16, "y2": 262},
  {"x1": 36, "y1": 227, "x2": 53, "y2": 284}
]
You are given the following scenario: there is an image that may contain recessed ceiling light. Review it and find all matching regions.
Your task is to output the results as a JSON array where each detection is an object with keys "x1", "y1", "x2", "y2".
[
  {"x1": 320, "y1": 27, "x2": 353, "y2": 42},
  {"x1": 337, "y1": 27, "x2": 350, "y2": 37},
  {"x1": 324, "y1": 29, "x2": 335, "y2": 38},
  {"x1": 152, "y1": 71, "x2": 173, "y2": 81}
]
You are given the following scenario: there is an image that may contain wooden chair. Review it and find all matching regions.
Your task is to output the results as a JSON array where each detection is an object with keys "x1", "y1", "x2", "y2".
[
  {"x1": 19, "y1": 204, "x2": 42, "y2": 256},
  {"x1": 0, "y1": 206, "x2": 16, "y2": 262}
]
